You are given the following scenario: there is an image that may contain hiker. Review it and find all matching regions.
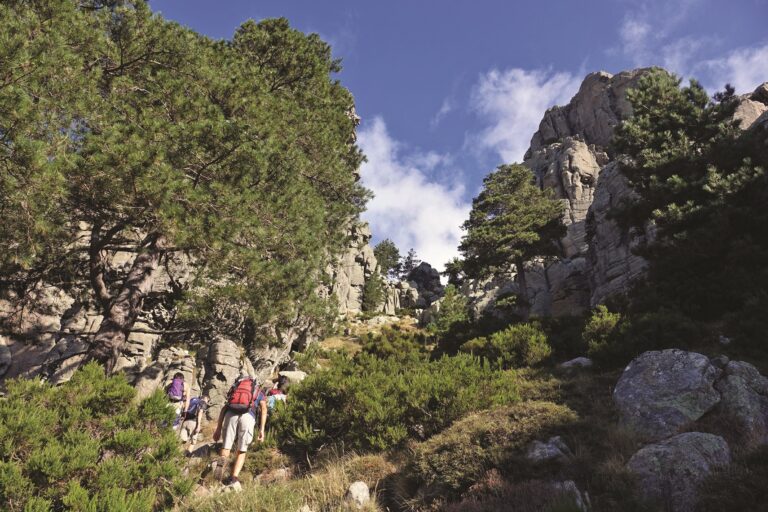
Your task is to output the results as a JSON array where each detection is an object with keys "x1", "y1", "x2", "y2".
[
  {"x1": 212, "y1": 375, "x2": 268, "y2": 486},
  {"x1": 166, "y1": 372, "x2": 190, "y2": 424},
  {"x1": 266, "y1": 374, "x2": 288, "y2": 410},
  {"x1": 179, "y1": 395, "x2": 210, "y2": 451}
]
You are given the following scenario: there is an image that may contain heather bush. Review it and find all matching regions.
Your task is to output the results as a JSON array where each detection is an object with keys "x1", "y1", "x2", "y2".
[{"x1": 0, "y1": 363, "x2": 192, "y2": 512}]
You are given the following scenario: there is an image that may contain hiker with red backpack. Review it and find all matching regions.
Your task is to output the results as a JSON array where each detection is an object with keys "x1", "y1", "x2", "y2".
[{"x1": 212, "y1": 374, "x2": 267, "y2": 486}]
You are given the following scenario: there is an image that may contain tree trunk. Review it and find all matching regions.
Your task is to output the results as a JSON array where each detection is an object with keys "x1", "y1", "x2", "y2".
[
  {"x1": 87, "y1": 235, "x2": 166, "y2": 374},
  {"x1": 515, "y1": 256, "x2": 530, "y2": 321}
]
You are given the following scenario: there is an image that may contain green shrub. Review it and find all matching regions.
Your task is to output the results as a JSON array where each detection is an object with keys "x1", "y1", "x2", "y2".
[
  {"x1": 0, "y1": 363, "x2": 190, "y2": 512},
  {"x1": 586, "y1": 306, "x2": 703, "y2": 366},
  {"x1": 584, "y1": 305, "x2": 622, "y2": 358},
  {"x1": 460, "y1": 322, "x2": 551, "y2": 368},
  {"x1": 271, "y1": 352, "x2": 519, "y2": 456},
  {"x1": 361, "y1": 325, "x2": 429, "y2": 360},
  {"x1": 410, "y1": 401, "x2": 577, "y2": 499},
  {"x1": 426, "y1": 284, "x2": 469, "y2": 340}
]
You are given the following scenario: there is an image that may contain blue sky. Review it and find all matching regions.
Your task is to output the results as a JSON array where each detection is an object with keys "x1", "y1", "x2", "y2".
[{"x1": 150, "y1": 0, "x2": 768, "y2": 269}]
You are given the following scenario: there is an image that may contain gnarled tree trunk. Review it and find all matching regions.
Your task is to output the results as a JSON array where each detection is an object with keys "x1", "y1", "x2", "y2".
[
  {"x1": 87, "y1": 234, "x2": 166, "y2": 373},
  {"x1": 515, "y1": 256, "x2": 531, "y2": 321}
]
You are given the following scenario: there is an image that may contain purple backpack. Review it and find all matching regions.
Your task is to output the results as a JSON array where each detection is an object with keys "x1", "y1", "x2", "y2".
[{"x1": 167, "y1": 376, "x2": 184, "y2": 401}]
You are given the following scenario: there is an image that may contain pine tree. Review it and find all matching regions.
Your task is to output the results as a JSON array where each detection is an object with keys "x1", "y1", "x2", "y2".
[
  {"x1": 401, "y1": 248, "x2": 421, "y2": 278},
  {"x1": 459, "y1": 164, "x2": 565, "y2": 318},
  {"x1": 613, "y1": 68, "x2": 768, "y2": 343},
  {"x1": 373, "y1": 239, "x2": 401, "y2": 279},
  {"x1": 0, "y1": 3, "x2": 368, "y2": 372}
]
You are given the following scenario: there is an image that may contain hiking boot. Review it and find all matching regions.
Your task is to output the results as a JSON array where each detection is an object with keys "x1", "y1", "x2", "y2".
[{"x1": 223, "y1": 476, "x2": 240, "y2": 486}]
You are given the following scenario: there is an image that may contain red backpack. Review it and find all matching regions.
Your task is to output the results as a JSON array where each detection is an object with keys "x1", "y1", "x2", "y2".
[{"x1": 226, "y1": 377, "x2": 257, "y2": 413}]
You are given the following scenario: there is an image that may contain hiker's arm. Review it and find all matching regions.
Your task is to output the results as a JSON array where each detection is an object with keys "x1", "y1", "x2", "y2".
[
  {"x1": 194, "y1": 407, "x2": 204, "y2": 435},
  {"x1": 183, "y1": 383, "x2": 190, "y2": 413},
  {"x1": 213, "y1": 406, "x2": 226, "y2": 442},
  {"x1": 257, "y1": 399, "x2": 267, "y2": 442}
]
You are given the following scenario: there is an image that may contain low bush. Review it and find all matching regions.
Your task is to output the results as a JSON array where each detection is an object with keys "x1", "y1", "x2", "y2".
[
  {"x1": 426, "y1": 284, "x2": 470, "y2": 341},
  {"x1": 584, "y1": 305, "x2": 622, "y2": 359},
  {"x1": 459, "y1": 322, "x2": 552, "y2": 369},
  {"x1": 0, "y1": 363, "x2": 191, "y2": 512},
  {"x1": 271, "y1": 352, "x2": 519, "y2": 456},
  {"x1": 410, "y1": 401, "x2": 577, "y2": 499},
  {"x1": 361, "y1": 325, "x2": 429, "y2": 360},
  {"x1": 586, "y1": 305, "x2": 703, "y2": 367}
]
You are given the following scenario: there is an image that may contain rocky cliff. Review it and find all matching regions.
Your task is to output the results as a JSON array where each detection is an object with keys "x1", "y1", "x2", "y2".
[{"x1": 467, "y1": 70, "x2": 768, "y2": 319}]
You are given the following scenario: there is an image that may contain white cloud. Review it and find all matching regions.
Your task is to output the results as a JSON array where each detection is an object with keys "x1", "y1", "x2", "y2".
[
  {"x1": 357, "y1": 117, "x2": 470, "y2": 271},
  {"x1": 697, "y1": 44, "x2": 768, "y2": 93},
  {"x1": 468, "y1": 68, "x2": 581, "y2": 163},
  {"x1": 430, "y1": 97, "x2": 454, "y2": 129},
  {"x1": 620, "y1": 17, "x2": 652, "y2": 63}
]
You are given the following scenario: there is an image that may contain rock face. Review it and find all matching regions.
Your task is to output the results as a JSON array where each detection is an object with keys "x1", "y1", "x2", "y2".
[
  {"x1": 329, "y1": 222, "x2": 379, "y2": 316},
  {"x1": 405, "y1": 262, "x2": 444, "y2": 308},
  {"x1": 613, "y1": 349, "x2": 721, "y2": 442},
  {"x1": 714, "y1": 360, "x2": 768, "y2": 448},
  {"x1": 627, "y1": 432, "x2": 731, "y2": 512},
  {"x1": 466, "y1": 69, "x2": 652, "y2": 319},
  {"x1": 465, "y1": 74, "x2": 768, "y2": 319}
]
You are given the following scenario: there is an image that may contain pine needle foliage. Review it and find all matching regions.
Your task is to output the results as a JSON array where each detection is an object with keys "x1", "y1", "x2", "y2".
[{"x1": 0, "y1": 363, "x2": 191, "y2": 511}]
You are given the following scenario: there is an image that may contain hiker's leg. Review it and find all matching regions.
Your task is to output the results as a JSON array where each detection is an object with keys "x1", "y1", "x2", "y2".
[{"x1": 231, "y1": 451, "x2": 247, "y2": 478}]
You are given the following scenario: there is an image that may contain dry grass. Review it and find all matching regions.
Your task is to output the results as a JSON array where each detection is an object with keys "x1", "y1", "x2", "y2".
[{"x1": 181, "y1": 453, "x2": 393, "y2": 512}]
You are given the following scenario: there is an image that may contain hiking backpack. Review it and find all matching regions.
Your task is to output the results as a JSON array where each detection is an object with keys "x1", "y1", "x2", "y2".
[
  {"x1": 184, "y1": 397, "x2": 208, "y2": 420},
  {"x1": 166, "y1": 376, "x2": 185, "y2": 401},
  {"x1": 226, "y1": 377, "x2": 258, "y2": 413}
]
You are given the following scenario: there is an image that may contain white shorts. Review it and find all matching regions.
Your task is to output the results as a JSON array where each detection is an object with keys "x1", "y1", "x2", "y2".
[
  {"x1": 222, "y1": 410, "x2": 256, "y2": 452},
  {"x1": 179, "y1": 419, "x2": 198, "y2": 443}
]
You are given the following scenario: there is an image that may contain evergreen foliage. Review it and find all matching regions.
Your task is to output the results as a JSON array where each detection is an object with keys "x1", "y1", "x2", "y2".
[
  {"x1": 459, "y1": 164, "x2": 565, "y2": 318},
  {"x1": 400, "y1": 248, "x2": 421, "y2": 278},
  {"x1": 271, "y1": 351, "x2": 519, "y2": 456},
  {"x1": 460, "y1": 322, "x2": 552, "y2": 369},
  {"x1": 0, "y1": 1, "x2": 367, "y2": 368},
  {"x1": 361, "y1": 274, "x2": 384, "y2": 313},
  {"x1": 426, "y1": 284, "x2": 469, "y2": 340},
  {"x1": 361, "y1": 325, "x2": 429, "y2": 360},
  {"x1": 613, "y1": 68, "x2": 768, "y2": 347},
  {"x1": 373, "y1": 239, "x2": 402, "y2": 278},
  {"x1": 0, "y1": 363, "x2": 191, "y2": 511}
]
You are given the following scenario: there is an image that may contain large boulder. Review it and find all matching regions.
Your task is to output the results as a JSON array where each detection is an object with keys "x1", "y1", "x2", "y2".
[
  {"x1": 406, "y1": 262, "x2": 445, "y2": 308},
  {"x1": 627, "y1": 432, "x2": 731, "y2": 512},
  {"x1": 613, "y1": 349, "x2": 721, "y2": 441},
  {"x1": 714, "y1": 360, "x2": 768, "y2": 448}
]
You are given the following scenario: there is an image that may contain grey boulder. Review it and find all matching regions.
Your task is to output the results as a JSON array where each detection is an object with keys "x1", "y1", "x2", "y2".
[
  {"x1": 613, "y1": 349, "x2": 721, "y2": 441},
  {"x1": 627, "y1": 432, "x2": 730, "y2": 512}
]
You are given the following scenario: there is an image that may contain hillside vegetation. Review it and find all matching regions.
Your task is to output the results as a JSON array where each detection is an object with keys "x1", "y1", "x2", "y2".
[{"x1": 1, "y1": 1, "x2": 768, "y2": 511}]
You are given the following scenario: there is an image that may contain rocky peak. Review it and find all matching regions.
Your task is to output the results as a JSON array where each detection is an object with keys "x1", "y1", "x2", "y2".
[{"x1": 526, "y1": 68, "x2": 651, "y2": 158}]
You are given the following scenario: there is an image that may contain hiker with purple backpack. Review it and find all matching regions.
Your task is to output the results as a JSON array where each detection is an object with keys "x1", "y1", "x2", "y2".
[{"x1": 166, "y1": 372, "x2": 190, "y2": 427}]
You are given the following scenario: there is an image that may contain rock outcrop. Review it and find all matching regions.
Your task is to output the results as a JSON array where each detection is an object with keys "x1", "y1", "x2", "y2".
[
  {"x1": 614, "y1": 349, "x2": 768, "y2": 448},
  {"x1": 613, "y1": 349, "x2": 721, "y2": 442},
  {"x1": 466, "y1": 74, "x2": 768, "y2": 319},
  {"x1": 714, "y1": 360, "x2": 768, "y2": 448},
  {"x1": 627, "y1": 432, "x2": 731, "y2": 512},
  {"x1": 328, "y1": 222, "x2": 379, "y2": 316}
]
